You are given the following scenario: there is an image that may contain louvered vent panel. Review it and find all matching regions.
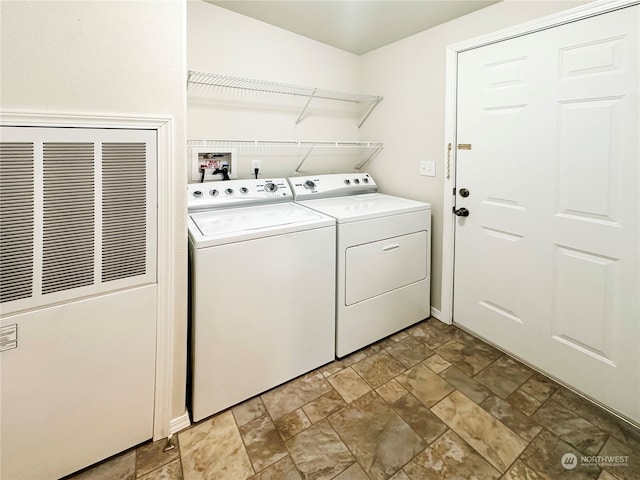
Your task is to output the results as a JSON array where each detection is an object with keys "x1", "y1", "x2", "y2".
[
  {"x1": 0, "y1": 143, "x2": 35, "y2": 302},
  {"x1": 42, "y1": 143, "x2": 95, "y2": 294},
  {"x1": 102, "y1": 143, "x2": 147, "y2": 282}
]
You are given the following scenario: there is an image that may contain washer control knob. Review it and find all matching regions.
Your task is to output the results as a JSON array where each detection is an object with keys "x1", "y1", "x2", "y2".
[
  {"x1": 225, "y1": 188, "x2": 234, "y2": 195},
  {"x1": 264, "y1": 182, "x2": 278, "y2": 193},
  {"x1": 344, "y1": 179, "x2": 351, "y2": 185},
  {"x1": 209, "y1": 189, "x2": 219, "y2": 197},
  {"x1": 362, "y1": 177, "x2": 369, "y2": 183},
  {"x1": 240, "y1": 187, "x2": 249, "y2": 194},
  {"x1": 303, "y1": 180, "x2": 316, "y2": 190},
  {"x1": 193, "y1": 190, "x2": 203, "y2": 198},
  {"x1": 353, "y1": 178, "x2": 360, "y2": 184}
]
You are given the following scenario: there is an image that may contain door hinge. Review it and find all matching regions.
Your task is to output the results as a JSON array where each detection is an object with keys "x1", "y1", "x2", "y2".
[{"x1": 452, "y1": 187, "x2": 456, "y2": 196}]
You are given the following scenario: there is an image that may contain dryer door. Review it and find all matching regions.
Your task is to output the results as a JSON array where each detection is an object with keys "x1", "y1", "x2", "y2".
[{"x1": 345, "y1": 231, "x2": 427, "y2": 306}]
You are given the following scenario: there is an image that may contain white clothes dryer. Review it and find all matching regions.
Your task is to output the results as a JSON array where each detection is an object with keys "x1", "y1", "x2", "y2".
[
  {"x1": 289, "y1": 173, "x2": 431, "y2": 357},
  {"x1": 188, "y1": 179, "x2": 336, "y2": 422}
]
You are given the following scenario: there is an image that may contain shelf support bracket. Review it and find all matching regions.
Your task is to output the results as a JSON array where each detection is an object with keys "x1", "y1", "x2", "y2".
[
  {"x1": 294, "y1": 144, "x2": 316, "y2": 173},
  {"x1": 357, "y1": 98, "x2": 383, "y2": 128},
  {"x1": 354, "y1": 144, "x2": 383, "y2": 171},
  {"x1": 295, "y1": 89, "x2": 317, "y2": 125}
]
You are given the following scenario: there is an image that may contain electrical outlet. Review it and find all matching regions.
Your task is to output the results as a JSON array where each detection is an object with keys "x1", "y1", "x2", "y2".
[
  {"x1": 251, "y1": 159, "x2": 261, "y2": 171},
  {"x1": 420, "y1": 160, "x2": 435, "y2": 177}
]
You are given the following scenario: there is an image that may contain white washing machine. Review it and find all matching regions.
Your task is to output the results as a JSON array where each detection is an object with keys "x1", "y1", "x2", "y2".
[
  {"x1": 289, "y1": 173, "x2": 431, "y2": 357},
  {"x1": 188, "y1": 178, "x2": 336, "y2": 422}
]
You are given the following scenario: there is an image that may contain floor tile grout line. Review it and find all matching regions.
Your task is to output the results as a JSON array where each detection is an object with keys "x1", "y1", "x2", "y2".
[
  {"x1": 396, "y1": 427, "x2": 454, "y2": 480},
  {"x1": 529, "y1": 390, "x2": 614, "y2": 456},
  {"x1": 135, "y1": 437, "x2": 184, "y2": 480},
  {"x1": 507, "y1": 426, "x2": 547, "y2": 478},
  {"x1": 136, "y1": 457, "x2": 183, "y2": 480},
  {"x1": 247, "y1": 406, "x2": 305, "y2": 479},
  {"x1": 236, "y1": 420, "x2": 259, "y2": 478},
  {"x1": 428, "y1": 387, "x2": 548, "y2": 475},
  {"x1": 323, "y1": 390, "x2": 383, "y2": 480}
]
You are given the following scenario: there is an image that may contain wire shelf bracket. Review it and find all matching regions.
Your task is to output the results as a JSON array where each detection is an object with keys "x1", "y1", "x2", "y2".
[
  {"x1": 187, "y1": 71, "x2": 383, "y2": 128},
  {"x1": 187, "y1": 139, "x2": 384, "y2": 173}
]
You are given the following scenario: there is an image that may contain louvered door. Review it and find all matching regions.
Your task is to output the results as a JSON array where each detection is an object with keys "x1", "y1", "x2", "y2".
[
  {"x1": 1, "y1": 126, "x2": 157, "y2": 480},
  {"x1": 1, "y1": 127, "x2": 156, "y2": 313}
]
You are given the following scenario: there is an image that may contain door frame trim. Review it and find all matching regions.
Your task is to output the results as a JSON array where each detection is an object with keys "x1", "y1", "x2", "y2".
[
  {"x1": 441, "y1": 0, "x2": 639, "y2": 324},
  {"x1": 0, "y1": 111, "x2": 178, "y2": 441}
]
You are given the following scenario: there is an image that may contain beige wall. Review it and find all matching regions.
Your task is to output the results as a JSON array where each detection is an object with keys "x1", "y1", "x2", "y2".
[
  {"x1": 0, "y1": 0, "x2": 188, "y2": 421},
  {"x1": 360, "y1": 0, "x2": 589, "y2": 313},
  {"x1": 187, "y1": 0, "x2": 364, "y2": 178}
]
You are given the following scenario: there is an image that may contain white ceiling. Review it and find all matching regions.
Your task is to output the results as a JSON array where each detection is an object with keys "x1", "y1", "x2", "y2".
[{"x1": 206, "y1": 1, "x2": 501, "y2": 55}]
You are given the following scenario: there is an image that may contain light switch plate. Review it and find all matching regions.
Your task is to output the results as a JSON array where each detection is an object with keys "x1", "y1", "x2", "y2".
[{"x1": 420, "y1": 160, "x2": 435, "y2": 177}]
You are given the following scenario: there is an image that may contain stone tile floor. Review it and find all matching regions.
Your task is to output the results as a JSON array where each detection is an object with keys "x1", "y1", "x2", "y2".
[{"x1": 69, "y1": 319, "x2": 640, "y2": 480}]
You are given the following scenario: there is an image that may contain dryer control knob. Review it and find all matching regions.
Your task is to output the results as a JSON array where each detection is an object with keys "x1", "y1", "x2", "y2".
[
  {"x1": 209, "y1": 189, "x2": 219, "y2": 197},
  {"x1": 225, "y1": 188, "x2": 234, "y2": 195},
  {"x1": 304, "y1": 180, "x2": 316, "y2": 190},
  {"x1": 353, "y1": 178, "x2": 360, "y2": 184},
  {"x1": 193, "y1": 190, "x2": 203, "y2": 198},
  {"x1": 240, "y1": 187, "x2": 249, "y2": 194},
  {"x1": 264, "y1": 182, "x2": 278, "y2": 193}
]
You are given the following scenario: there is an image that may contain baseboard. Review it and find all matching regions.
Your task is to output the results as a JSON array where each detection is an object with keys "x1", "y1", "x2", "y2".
[
  {"x1": 169, "y1": 411, "x2": 191, "y2": 436},
  {"x1": 430, "y1": 306, "x2": 444, "y2": 322}
]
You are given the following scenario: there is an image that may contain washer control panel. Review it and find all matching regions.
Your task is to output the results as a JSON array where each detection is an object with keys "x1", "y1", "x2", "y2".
[
  {"x1": 188, "y1": 179, "x2": 290, "y2": 211},
  {"x1": 288, "y1": 173, "x2": 377, "y2": 200}
]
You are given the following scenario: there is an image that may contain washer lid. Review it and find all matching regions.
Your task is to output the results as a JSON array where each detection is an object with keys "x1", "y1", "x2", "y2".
[
  {"x1": 298, "y1": 193, "x2": 431, "y2": 223},
  {"x1": 189, "y1": 202, "x2": 333, "y2": 247}
]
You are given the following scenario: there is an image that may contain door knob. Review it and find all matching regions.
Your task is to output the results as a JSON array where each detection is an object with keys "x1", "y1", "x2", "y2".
[
  {"x1": 459, "y1": 188, "x2": 470, "y2": 198},
  {"x1": 454, "y1": 207, "x2": 470, "y2": 217}
]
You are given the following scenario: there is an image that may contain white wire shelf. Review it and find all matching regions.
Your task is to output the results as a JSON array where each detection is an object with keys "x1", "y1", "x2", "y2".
[
  {"x1": 187, "y1": 71, "x2": 383, "y2": 127},
  {"x1": 187, "y1": 139, "x2": 384, "y2": 172}
]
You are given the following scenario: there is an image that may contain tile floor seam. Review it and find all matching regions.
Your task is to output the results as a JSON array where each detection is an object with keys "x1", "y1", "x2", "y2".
[
  {"x1": 398, "y1": 427, "x2": 453, "y2": 479},
  {"x1": 239, "y1": 434, "x2": 260, "y2": 477},
  {"x1": 534, "y1": 397, "x2": 613, "y2": 455},
  {"x1": 597, "y1": 433, "x2": 614, "y2": 456},
  {"x1": 291, "y1": 417, "x2": 358, "y2": 480},
  {"x1": 326, "y1": 388, "x2": 428, "y2": 480},
  {"x1": 233, "y1": 412, "x2": 259, "y2": 478},
  {"x1": 325, "y1": 390, "x2": 378, "y2": 479},
  {"x1": 481, "y1": 383, "x2": 618, "y2": 476},
  {"x1": 430, "y1": 388, "x2": 538, "y2": 474},
  {"x1": 504, "y1": 395, "x2": 610, "y2": 470},
  {"x1": 469, "y1": 353, "x2": 506, "y2": 380},
  {"x1": 262, "y1": 409, "x2": 309, "y2": 479},
  {"x1": 136, "y1": 458, "x2": 183, "y2": 480},
  {"x1": 275, "y1": 409, "x2": 313, "y2": 444},
  {"x1": 502, "y1": 424, "x2": 546, "y2": 478}
]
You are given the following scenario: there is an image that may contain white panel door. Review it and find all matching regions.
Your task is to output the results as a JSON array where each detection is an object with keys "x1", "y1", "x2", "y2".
[{"x1": 454, "y1": 6, "x2": 639, "y2": 422}]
